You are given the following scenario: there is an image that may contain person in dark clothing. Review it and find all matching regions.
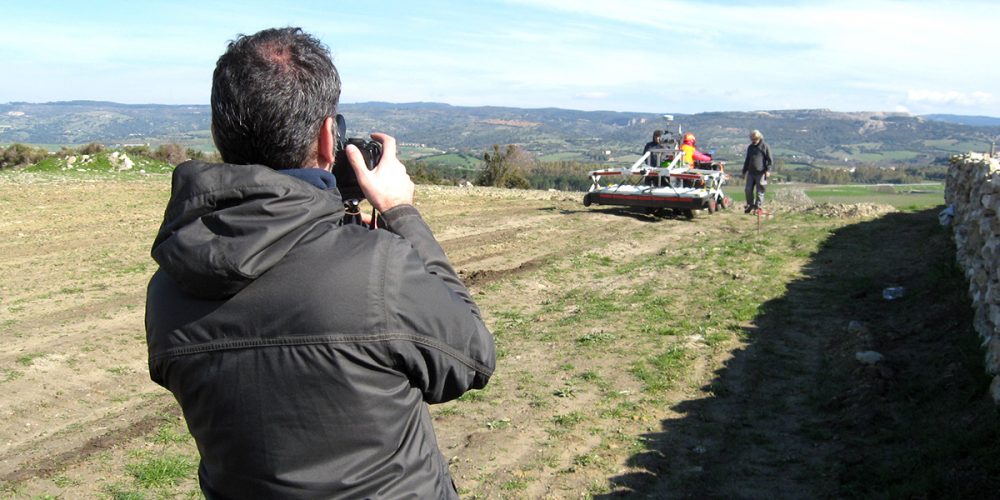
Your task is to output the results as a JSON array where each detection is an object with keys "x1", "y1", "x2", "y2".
[
  {"x1": 145, "y1": 27, "x2": 495, "y2": 499},
  {"x1": 643, "y1": 130, "x2": 667, "y2": 167},
  {"x1": 742, "y1": 129, "x2": 773, "y2": 213}
]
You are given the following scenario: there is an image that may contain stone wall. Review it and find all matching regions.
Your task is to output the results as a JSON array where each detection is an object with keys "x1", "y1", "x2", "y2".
[{"x1": 945, "y1": 152, "x2": 1000, "y2": 403}]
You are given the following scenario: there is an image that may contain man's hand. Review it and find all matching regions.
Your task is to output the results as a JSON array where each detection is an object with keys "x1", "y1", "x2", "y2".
[{"x1": 347, "y1": 133, "x2": 414, "y2": 213}]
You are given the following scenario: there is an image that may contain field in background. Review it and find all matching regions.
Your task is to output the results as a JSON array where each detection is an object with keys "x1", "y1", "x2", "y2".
[
  {"x1": 773, "y1": 182, "x2": 944, "y2": 209},
  {"x1": 1, "y1": 171, "x2": 996, "y2": 498}
]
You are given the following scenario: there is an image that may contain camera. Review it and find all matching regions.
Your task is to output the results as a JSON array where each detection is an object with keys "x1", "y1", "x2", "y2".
[
  {"x1": 332, "y1": 114, "x2": 382, "y2": 201},
  {"x1": 333, "y1": 137, "x2": 382, "y2": 201}
]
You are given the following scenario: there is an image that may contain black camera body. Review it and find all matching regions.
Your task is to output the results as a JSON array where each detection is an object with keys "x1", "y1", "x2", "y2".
[
  {"x1": 332, "y1": 114, "x2": 382, "y2": 201},
  {"x1": 333, "y1": 137, "x2": 381, "y2": 201}
]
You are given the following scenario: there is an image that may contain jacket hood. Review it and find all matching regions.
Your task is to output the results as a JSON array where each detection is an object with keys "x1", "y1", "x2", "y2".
[{"x1": 151, "y1": 161, "x2": 344, "y2": 299}]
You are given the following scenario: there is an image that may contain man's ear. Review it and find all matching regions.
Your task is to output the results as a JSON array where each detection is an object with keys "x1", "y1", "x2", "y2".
[{"x1": 317, "y1": 116, "x2": 335, "y2": 170}]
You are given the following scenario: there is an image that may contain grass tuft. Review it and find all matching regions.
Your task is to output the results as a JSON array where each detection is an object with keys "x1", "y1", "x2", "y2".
[{"x1": 125, "y1": 454, "x2": 197, "y2": 488}]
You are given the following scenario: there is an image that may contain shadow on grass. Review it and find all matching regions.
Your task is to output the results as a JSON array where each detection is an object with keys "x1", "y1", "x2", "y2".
[{"x1": 598, "y1": 207, "x2": 1000, "y2": 499}]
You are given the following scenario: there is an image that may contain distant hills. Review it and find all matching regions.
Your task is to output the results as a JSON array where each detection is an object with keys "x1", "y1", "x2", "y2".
[
  {"x1": 921, "y1": 114, "x2": 1000, "y2": 127},
  {"x1": 2, "y1": 100, "x2": 998, "y2": 168},
  {"x1": 0, "y1": 101, "x2": 213, "y2": 149}
]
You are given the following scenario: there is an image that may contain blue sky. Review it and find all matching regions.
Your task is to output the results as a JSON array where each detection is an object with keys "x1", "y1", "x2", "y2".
[{"x1": 2, "y1": 0, "x2": 998, "y2": 116}]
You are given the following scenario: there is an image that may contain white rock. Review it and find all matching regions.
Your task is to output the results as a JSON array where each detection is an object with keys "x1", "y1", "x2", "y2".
[{"x1": 855, "y1": 351, "x2": 884, "y2": 365}]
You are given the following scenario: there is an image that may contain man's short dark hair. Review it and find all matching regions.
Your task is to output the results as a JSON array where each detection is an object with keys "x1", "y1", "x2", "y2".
[
  {"x1": 211, "y1": 27, "x2": 341, "y2": 168},
  {"x1": 653, "y1": 130, "x2": 663, "y2": 141}
]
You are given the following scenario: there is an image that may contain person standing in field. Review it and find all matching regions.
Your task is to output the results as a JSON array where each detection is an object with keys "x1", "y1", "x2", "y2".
[{"x1": 742, "y1": 129, "x2": 773, "y2": 213}]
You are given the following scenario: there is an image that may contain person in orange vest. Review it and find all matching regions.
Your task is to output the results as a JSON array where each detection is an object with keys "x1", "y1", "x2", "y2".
[{"x1": 680, "y1": 132, "x2": 712, "y2": 167}]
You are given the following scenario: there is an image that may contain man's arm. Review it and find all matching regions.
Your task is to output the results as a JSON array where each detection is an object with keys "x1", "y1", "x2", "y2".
[
  {"x1": 348, "y1": 132, "x2": 474, "y2": 304},
  {"x1": 380, "y1": 211, "x2": 495, "y2": 403},
  {"x1": 381, "y1": 205, "x2": 477, "y2": 311},
  {"x1": 763, "y1": 142, "x2": 773, "y2": 175},
  {"x1": 350, "y1": 134, "x2": 495, "y2": 402}
]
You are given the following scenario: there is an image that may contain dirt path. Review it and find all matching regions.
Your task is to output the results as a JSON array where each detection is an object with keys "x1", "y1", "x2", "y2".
[{"x1": 2, "y1": 176, "x2": 996, "y2": 498}]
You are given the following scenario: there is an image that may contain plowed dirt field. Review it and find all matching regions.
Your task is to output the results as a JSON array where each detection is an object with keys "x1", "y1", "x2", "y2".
[{"x1": 1, "y1": 173, "x2": 996, "y2": 499}]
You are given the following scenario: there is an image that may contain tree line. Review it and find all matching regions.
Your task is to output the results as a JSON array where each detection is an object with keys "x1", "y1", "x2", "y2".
[
  {"x1": 405, "y1": 144, "x2": 600, "y2": 191},
  {"x1": 2, "y1": 141, "x2": 950, "y2": 190},
  {"x1": 783, "y1": 164, "x2": 949, "y2": 185},
  {"x1": 0, "y1": 142, "x2": 219, "y2": 170}
]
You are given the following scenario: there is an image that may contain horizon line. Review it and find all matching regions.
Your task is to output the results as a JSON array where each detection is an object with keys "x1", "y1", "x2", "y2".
[{"x1": 5, "y1": 100, "x2": 995, "y2": 119}]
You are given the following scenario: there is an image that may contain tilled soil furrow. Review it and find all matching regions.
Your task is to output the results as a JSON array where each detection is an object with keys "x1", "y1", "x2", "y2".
[{"x1": 0, "y1": 398, "x2": 176, "y2": 483}]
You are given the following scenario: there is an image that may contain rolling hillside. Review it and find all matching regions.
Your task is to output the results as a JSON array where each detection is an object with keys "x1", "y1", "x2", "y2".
[{"x1": 2, "y1": 101, "x2": 998, "y2": 167}]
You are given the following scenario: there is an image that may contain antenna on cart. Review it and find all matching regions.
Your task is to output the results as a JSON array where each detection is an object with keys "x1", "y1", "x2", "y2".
[{"x1": 662, "y1": 114, "x2": 679, "y2": 135}]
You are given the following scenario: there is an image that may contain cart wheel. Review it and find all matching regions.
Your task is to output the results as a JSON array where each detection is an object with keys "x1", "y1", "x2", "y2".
[
  {"x1": 583, "y1": 193, "x2": 592, "y2": 207},
  {"x1": 707, "y1": 198, "x2": 717, "y2": 214},
  {"x1": 721, "y1": 196, "x2": 733, "y2": 209}
]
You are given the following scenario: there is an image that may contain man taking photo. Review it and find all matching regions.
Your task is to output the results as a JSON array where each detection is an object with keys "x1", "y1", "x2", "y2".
[{"x1": 145, "y1": 27, "x2": 495, "y2": 499}]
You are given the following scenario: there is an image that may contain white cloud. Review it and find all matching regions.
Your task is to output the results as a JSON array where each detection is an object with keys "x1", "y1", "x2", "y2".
[
  {"x1": 497, "y1": 0, "x2": 1000, "y2": 114},
  {"x1": 907, "y1": 90, "x2": 995, "y2": 106},
  {"x1": 5, "y1": 0, "x2": 1000, "y2": 114}
]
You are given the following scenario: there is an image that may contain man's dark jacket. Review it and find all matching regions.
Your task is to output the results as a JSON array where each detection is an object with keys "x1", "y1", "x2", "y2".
[
  {"x1": 742, "y1": 140, "x2": 773, "y2": 175},
  {"x1": 145, "y1": 161, "x2": 496, "y2": 499}
]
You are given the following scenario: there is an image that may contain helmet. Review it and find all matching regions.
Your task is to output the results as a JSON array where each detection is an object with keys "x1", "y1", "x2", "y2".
[{"x1": 683, "y1": 133, "x2": 696, "y2": 145}]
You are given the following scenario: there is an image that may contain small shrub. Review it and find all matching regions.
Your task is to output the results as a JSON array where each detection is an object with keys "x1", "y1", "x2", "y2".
[
  {"x1": 576, "y1": 331, "x2": 616, "y2": 346},
  {"x1": 154, "y1": 143, "x2": 187, "y2": 165},
  {"x1": 1, "y1": 143, "x2": 48, "y2": 169},
  {"x1": 78, "y1": 143, "x2": 106, "y2": 155},
  {"x1": 552, "y1": 411, "x2": 585, "y2": 427}
]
